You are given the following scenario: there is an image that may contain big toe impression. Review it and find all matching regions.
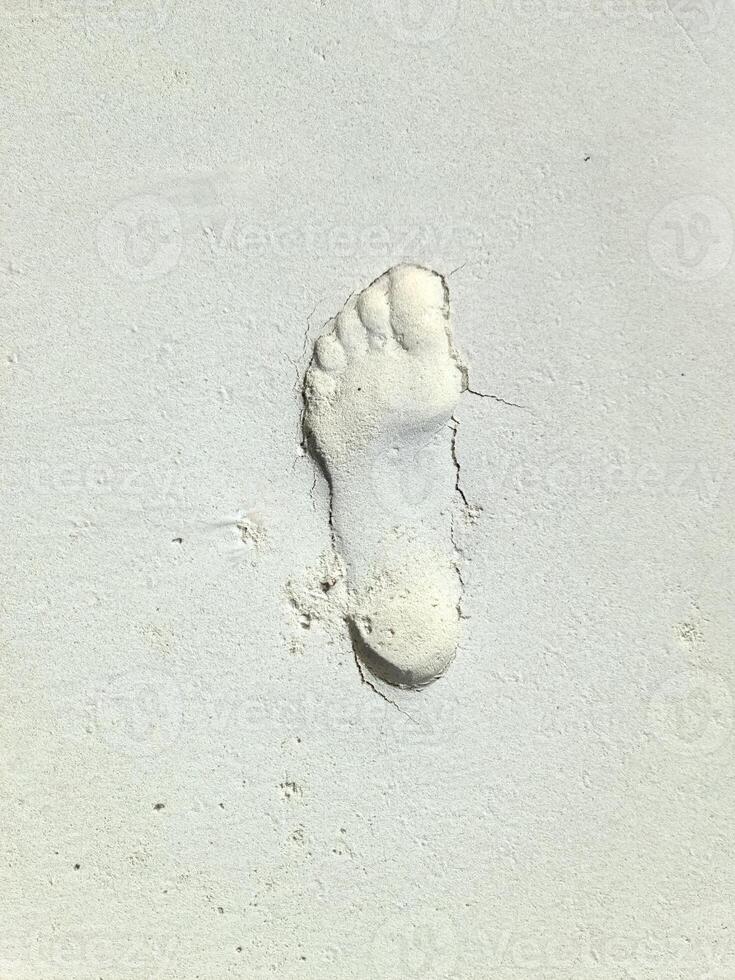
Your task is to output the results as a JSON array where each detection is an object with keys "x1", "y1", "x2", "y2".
[{"x1": 388, "y1": 264, "x2": 449, "y2": 354}]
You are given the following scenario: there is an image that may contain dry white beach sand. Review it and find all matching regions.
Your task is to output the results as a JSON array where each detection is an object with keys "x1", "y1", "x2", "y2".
[{"x1": 1, "y1": 1, "x2": 734, "y2": 977}]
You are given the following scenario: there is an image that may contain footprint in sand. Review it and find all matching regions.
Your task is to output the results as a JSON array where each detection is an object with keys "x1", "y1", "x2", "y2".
[{"x1": 302, "y1": 264, "x2": 467, "y2": 688}]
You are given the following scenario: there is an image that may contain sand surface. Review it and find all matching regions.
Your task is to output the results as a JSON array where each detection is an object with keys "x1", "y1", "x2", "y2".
[{"x1": 2, "y1": 2, "x2": 734, "y2": 977}]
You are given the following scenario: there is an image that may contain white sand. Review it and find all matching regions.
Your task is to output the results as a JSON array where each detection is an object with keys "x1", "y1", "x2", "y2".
[{"x1": 2, "y1": 2, "x2": 735, "y2": 977}]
